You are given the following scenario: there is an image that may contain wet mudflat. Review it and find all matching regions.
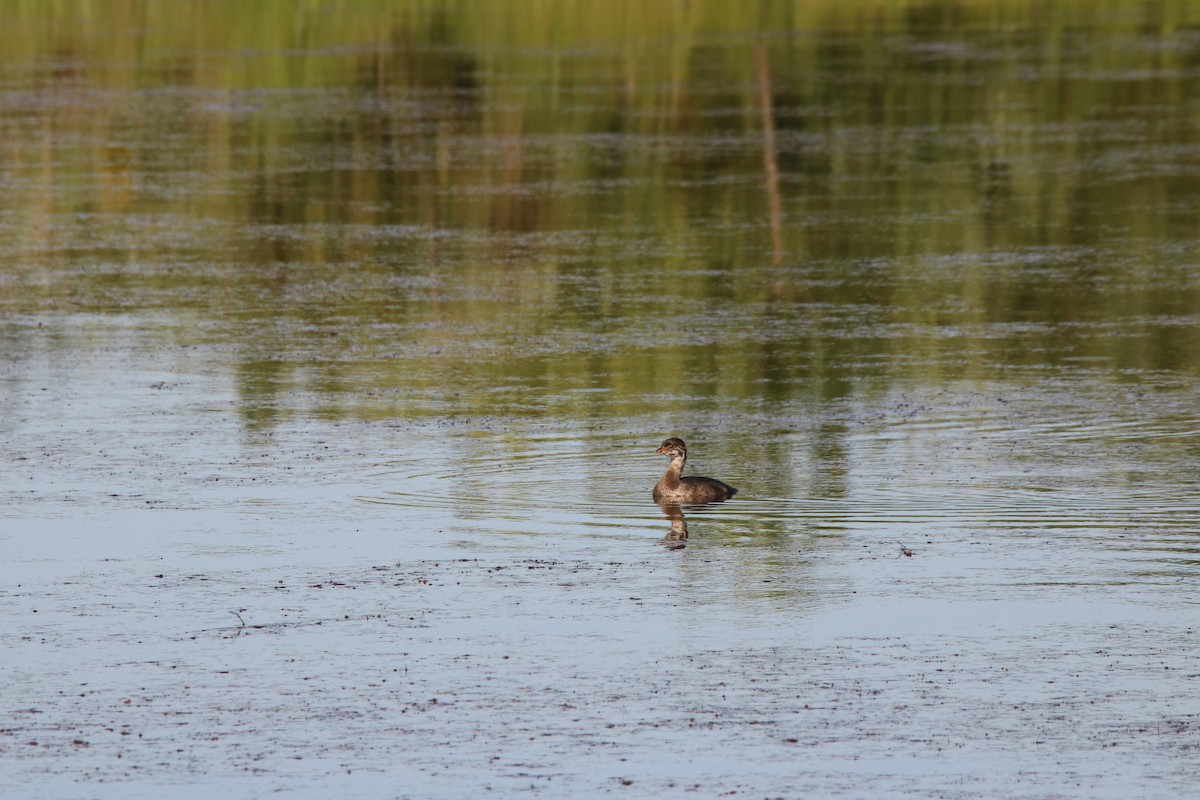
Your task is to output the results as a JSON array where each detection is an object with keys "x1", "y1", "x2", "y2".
[{"x1": 4, "y1": 1, "x2": 1200, "y2": 798}]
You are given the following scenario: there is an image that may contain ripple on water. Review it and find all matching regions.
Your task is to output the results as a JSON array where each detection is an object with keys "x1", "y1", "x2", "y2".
[
  {"x1": 353, "y1": 433, "x2": 1200, "y2": 563},
  {"x1": 356, "y1": 437, "x2": 671, "y2": 543}
]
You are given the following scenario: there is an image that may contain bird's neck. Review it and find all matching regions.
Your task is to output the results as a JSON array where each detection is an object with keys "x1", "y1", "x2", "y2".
[{"x1": 661, "y1": 454, "x2": 686, "y2": 487}]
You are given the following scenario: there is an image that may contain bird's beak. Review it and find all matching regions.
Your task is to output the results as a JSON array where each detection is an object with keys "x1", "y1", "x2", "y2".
[{"x1": 654, "y1": 445, "x2": 666, "y2": 454}]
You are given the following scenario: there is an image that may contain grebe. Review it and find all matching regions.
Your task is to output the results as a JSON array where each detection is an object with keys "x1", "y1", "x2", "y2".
[{"x1": 652, "y1": 438, "x2": 737, "y2": 504}]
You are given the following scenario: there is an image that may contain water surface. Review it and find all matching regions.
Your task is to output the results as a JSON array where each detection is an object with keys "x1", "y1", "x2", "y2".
[{"x1": 3, "y1": 2, "x2": 1200, "y2": 797}]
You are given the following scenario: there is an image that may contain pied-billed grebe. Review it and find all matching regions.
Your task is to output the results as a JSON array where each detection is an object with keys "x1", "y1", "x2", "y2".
[{"x1": 652, "y1": 437, "x2": 737, "y2": 504}]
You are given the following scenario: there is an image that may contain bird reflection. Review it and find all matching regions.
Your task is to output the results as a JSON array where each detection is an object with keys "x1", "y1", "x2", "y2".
[{"x1": 657, "y1": 500, "x2": 689, "y2": 549}]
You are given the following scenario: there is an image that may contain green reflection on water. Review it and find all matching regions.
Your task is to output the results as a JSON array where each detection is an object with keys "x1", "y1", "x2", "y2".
[{"x1": 2, "y1": 1, "x2": 1199, "y2": 426}]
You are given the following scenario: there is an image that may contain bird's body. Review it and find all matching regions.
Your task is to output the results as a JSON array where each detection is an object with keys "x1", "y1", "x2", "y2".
[{"x1": 652, "y1": 437, "x2": 737, "y2": 504}]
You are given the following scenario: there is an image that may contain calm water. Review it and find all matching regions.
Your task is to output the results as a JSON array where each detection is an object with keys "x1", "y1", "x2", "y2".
[{"x1": 3, "y1": 2, "x2": 1200, "y2": 797}]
